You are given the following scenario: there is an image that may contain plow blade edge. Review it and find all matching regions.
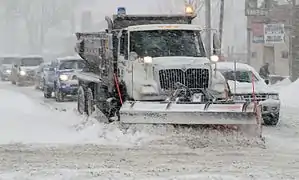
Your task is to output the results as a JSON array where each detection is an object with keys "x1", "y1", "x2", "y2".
[{"x1": 119, "y1": 101, "x2": 261, "y2": 125}]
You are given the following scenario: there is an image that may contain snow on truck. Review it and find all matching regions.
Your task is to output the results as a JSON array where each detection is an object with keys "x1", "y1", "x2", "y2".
[{"x1": 74, "y1": 9, "x2": 262, "y2": 136}]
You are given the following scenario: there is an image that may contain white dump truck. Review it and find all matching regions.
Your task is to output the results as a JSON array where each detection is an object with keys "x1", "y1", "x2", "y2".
[{"x1": 74, "y1": 8, "x2": 262, "y2": 136}]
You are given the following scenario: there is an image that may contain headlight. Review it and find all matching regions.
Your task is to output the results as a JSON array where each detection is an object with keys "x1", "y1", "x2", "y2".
[
  {"x1": 59, "y1": 74, "x2": 68, "y2": 81},
  {"x1": 19, "y1": 70, "x2": 26, "y2": 76},
  {"x1": 269, "y1": 94, "x2": 279, "y2": 100},
  {"x1": 143, "y1": 56, "x2": 152, "y2": 64},
  {"x1": 5, "y1": 69, "x2": 11, "y2": 73},
  {"x1": 185, "y1": 5, "x2": 194, "y2": 15},
  {"x1": 210, "y1": 55, "x2": 219, "y2": 62}
]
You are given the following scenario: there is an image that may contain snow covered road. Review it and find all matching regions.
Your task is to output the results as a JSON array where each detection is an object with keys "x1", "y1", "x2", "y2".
[{"x1": 0, "y1": 81, "x2": 299, "y2": 179}]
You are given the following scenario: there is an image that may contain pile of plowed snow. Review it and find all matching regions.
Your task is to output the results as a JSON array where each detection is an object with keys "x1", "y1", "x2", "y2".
[
  {"x1": 270, "y1": 77, "x2": 292, "y2": 91},
  {"x1": 0, "y1": 87, "x2": 265, "y2": 147},
  {"x1": 0, "y1": 89, "x2": 150, "y2": 145},
  {"x1": 279, "y1": 78, "x2": 299, "y2": 107}
]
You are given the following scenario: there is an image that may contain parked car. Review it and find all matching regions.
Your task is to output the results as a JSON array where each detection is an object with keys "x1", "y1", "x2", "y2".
[
  {"x1": 43, "y1": 56, "x2": 84, "y2": 102},
  {"x1": 213, "y1": 62, "x2": 280, "y2": 126},
  {"x1": 0, "y1": 56, "x2": 18, "y2": 81},
  {"x1": 34, "y1": 62, "x2": 51, "y2": 90},
  {"x1": 9, "y1": 55, "x2": 44, "y2": 86}
]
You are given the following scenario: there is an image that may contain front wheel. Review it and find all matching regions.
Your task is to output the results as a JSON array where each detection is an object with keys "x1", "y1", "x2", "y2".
[
  {"x1": 263, "y1": 113, "x2": 279, "y2": 126},
  {"x1": 77, "y1": 86, "x2": 86, "y2": 114},
  {"x1": 86, "y1": 88, "x2": 95, "y2": 116}
]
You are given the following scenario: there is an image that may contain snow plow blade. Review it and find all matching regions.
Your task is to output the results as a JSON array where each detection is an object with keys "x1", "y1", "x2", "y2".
[{"x1": 119, "y1": 101, "x2": 261, "y2": 125}]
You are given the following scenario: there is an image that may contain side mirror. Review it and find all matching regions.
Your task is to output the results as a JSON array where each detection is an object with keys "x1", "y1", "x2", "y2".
[
  {"x1": 129, "y1": 52, "x2": 138, "y2": 61},
  {"x1": 265, "y1": 79, "x2": 270, "y2": 85},
  {"x1": 212, "y1": 32, "x2": 221, "y2": 55}
]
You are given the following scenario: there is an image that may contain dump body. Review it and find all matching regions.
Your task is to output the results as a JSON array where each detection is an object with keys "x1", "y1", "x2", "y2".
[{"x1": 107, "y1": 14, "x2": 195, "y2": 30}]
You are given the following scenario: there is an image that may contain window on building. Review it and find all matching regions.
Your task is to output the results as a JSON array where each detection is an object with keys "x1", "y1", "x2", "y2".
[{"x1": 281, "y1": 51, "x2": 288, "y2": 59}]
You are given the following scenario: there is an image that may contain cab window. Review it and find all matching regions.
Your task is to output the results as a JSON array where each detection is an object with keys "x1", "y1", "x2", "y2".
[{"x1": 119, "y1": 30, "x2": 128, "y2": 59}]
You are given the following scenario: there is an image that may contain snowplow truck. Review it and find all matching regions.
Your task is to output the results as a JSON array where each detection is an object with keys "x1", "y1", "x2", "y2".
[{"x1": 74, "y1": 12, "x2": 262, "y2": 136}]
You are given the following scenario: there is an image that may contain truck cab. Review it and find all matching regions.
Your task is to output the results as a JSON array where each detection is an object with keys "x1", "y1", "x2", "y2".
[
  {"x1": 116, "y1": 24, "x2": 220, "y2": 101},
  {"x1": 74, "y1": 9, "x2": 224, "y2": 120}
]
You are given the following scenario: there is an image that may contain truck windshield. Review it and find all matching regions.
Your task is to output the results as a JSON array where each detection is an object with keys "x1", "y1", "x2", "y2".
[
  {"x1": 59, "y1": 60, "x2": 84, "y2": 70},
  {"x1": 21, "y1": 57, "x2": 43, "y2": 66},
  {"x1": 130, "y1": 30, "x2": 205, "y2": 58},
  {"x1": 1, "y1": 57, "x2": 16, "y2": 65},
  {"x1": 220, "y1": 70, "x2": 259, "y2": 83}
]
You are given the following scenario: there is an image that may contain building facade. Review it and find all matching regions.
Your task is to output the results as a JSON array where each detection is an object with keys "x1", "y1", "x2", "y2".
[{"x1": 249, "y1": 4, "x2": 291, "y2": 76}]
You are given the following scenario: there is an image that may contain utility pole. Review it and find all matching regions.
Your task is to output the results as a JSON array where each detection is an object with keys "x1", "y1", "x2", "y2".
[
  {"x1": 289, "y1": 0, "x2": 295, "y2": 81},
  {"x1": 205, "y1": 0, "x2": 211, "y2": 59},
  {"x1": 219, "y1": 0, "x2": 224, "y2": 55},
  {"x1": 70, "y1": 0, "x2": 75, "y2": 33}
]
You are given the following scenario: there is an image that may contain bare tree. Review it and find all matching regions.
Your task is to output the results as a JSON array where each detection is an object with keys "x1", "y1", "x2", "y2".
[{"x1": 1, "y1": 0, "x2": 77, "y2": 53}]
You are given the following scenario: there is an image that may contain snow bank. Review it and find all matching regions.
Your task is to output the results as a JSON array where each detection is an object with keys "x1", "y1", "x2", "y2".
[
  {"x1": 0, "y1": 89, "x2": 89, "y2": 144},
  {"x1": 270, "y1": 77, "x2": 292, "y2": 91},
  {"x1": 279, "y1": 78, "x2": 299, "y2": 107},
  {"x1": 0, "y1": 89, "x2": 151, "y2": 145}
]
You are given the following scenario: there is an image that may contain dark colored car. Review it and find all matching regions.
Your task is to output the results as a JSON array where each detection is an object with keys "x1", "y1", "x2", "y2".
[{"x1": 43, "y1": 56, "x2": 84, "y2": 102}]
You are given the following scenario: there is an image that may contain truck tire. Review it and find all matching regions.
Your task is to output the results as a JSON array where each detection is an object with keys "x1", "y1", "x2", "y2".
[
  {"x1": 77, "y1": 86, "x2": 86, "y2": 114},
  {"x1": 263, "y1": 113, "x2": 279, "y2": 126},
  {"x1": 86, "y1": 88, "x2": 94, "y2": 116}
]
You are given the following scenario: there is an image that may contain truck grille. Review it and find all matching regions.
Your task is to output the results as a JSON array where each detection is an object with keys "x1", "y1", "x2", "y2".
[
  {"x1": 159, "y1": 68, "x2": 209, "y2": 90},
  {"x1": 242, "y1": 94, "x2": 267, "y2": 102}
]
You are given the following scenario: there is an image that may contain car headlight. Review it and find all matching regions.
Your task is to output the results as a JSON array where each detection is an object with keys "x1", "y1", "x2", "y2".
[
  {"x1": 5, "y1": 69, "x2": 11, "y2": 73},
  {"x1": 143, "y1": 56, "x2": 152, "y2": 64},
  {"x1": 59, "y1": 74, "x2": 68, "y2": 81},
  {"x1": 19, "y1": 70, "x2": 26, "y2": 76},
  {"x1": 269, "y1": 94, "x2": 279, "y2": 100},
  {"x1": 210, "y1": 55, "x2": 219, "y2": 62}
]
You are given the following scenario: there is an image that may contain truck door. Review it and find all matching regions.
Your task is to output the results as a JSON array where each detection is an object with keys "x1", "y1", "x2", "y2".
[
  {"x1": 117, "y1": 30, "x2": 133, "y2": 97},
  {"x1": 118, "y1": 31, "x2": 129, "y2": 74}
]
